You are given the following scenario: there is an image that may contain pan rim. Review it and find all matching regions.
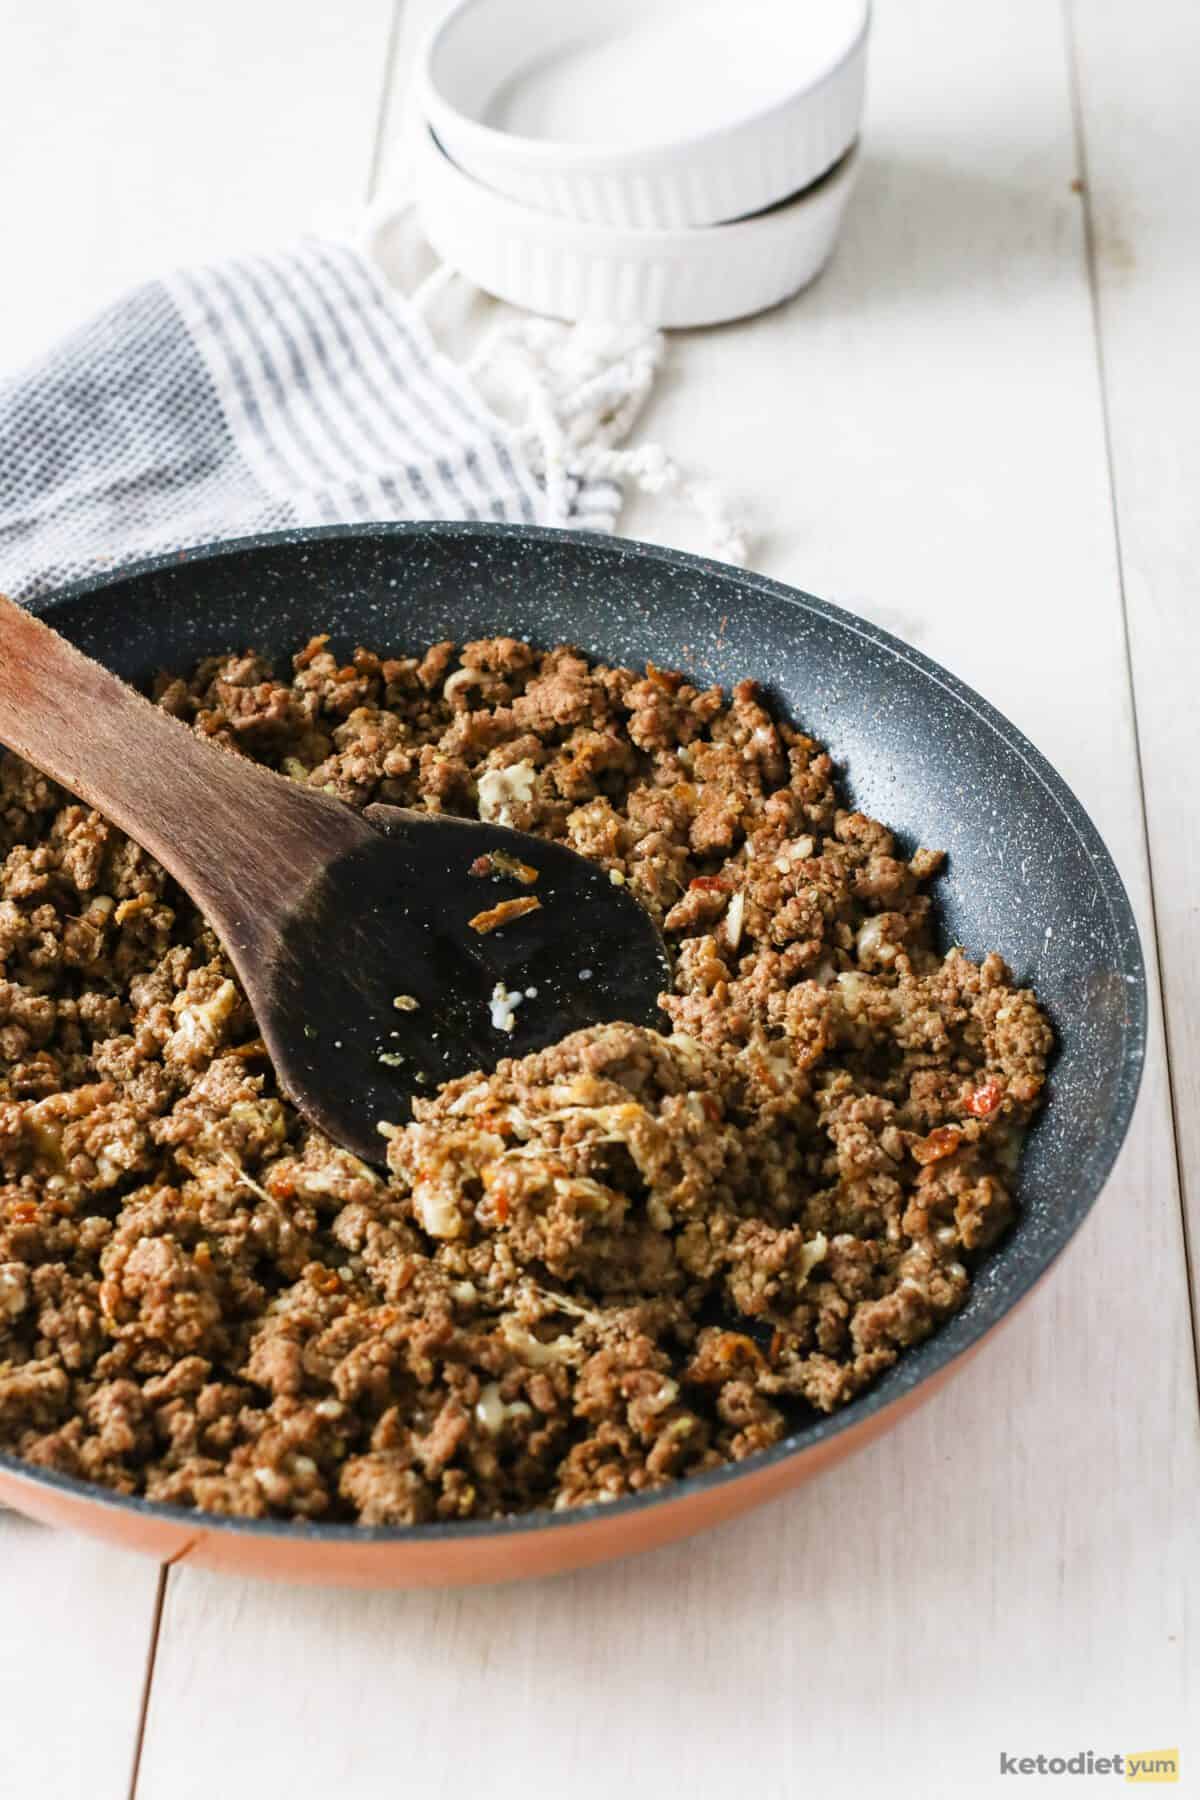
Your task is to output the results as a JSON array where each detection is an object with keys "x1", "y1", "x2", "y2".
[{"x1": 1, "y1": 520, "x2": 1147, "y2": 1547}]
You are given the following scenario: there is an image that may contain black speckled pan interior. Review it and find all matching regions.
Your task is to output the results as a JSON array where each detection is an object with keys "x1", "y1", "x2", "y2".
[{"x1": 8, "y1": 521, "x2": 1146, "y2": 1544}]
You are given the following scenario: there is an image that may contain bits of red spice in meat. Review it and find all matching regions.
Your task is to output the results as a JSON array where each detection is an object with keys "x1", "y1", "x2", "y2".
[{"x1": 469, "y1": 850, "x2": 539, "y2": 885}]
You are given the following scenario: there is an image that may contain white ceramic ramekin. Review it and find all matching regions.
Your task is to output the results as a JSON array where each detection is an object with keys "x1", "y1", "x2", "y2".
[
  {"x1": 419, "y1": 0, "x2": 870, "y2": 231},
  {"x1": 413, "y1": 127, "x2": 859, "y2": 329}
]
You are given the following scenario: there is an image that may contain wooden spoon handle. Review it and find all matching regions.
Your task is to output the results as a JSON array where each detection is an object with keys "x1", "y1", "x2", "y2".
[{"x1": 0, "y1": 593, "x2": 365, "y2": 948}]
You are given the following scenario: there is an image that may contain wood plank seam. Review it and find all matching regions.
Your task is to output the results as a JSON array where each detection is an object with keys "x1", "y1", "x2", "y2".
[
  {"x1": 128, "y1": 15, "x2": 410, "y2": 1780},
  {"x1": 1060, "y1": 0, "x2": 1200, "y2": 1402},
  {"x1": 125, "y1": 1568, "x2": 168, "y2": 1800},
  {"x1": 127, "y1": 1535, "x2": 206, "y2": 1800},
  {"x1": 369, "y1": 0, "x2": 408, "y2": 206}
]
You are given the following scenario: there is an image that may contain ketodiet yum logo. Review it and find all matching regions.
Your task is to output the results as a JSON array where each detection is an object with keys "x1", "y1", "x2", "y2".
[{"x1": 998, "y1": 1749, "x2": 1179, "y2": 1782}]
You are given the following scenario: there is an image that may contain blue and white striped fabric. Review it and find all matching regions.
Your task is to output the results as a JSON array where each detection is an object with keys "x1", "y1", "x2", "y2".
[{"x1": 0, "y1": 240, "x2": 607, "y2": 602}]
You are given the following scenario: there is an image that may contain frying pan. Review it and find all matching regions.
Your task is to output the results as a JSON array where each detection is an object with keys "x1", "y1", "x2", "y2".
[{"x1": 0, "y1": 522, "x2": 1146, "y2": 1586}]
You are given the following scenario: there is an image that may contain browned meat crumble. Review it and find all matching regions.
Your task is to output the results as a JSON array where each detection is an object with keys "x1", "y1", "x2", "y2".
[{"x1": 0, "y1": 635, "x2": 1052, "y2": 1523}]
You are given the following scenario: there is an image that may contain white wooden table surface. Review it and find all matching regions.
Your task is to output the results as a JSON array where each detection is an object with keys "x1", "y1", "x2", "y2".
[{"x1": 2, "y1": 2, "x2": 1197, "y2": 1794}]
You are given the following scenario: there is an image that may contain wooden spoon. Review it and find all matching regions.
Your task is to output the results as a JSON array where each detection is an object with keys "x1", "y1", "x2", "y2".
[{"x1": 0, "y1": 595, "x2": 670, "y2": 1165}]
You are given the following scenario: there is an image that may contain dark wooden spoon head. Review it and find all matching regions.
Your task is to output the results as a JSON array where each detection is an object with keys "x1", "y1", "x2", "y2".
[{"x1": 259, "y1": 804, "x2": 671, "y2": 1165}]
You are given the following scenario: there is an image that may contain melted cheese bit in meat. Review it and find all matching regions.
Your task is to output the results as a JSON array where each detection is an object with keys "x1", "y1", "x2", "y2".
[
  {"x1": 725, "y1": 889, "x2": 746, "y2": 950},
  {"x1": 168, "y1": 979, "x2": 238, "y2": 1058},
  {"x1": 0, "y1": 1264, "x2": 30, "y2": 1321},
  {"x1": 474, "y1": 1382, "x2": 533, "y2": 1435},
  {"x1": 476, "y1": 760, "x2": 536, "y2": 826}
]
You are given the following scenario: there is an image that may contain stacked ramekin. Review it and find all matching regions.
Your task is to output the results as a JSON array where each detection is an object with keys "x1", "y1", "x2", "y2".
[{"x1": 411, "y1": 0, "x2": 871, "y2": 328}]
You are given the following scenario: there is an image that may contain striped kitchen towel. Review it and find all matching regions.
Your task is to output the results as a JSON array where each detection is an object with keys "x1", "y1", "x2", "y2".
[{"x1": 0, "y1": 239, "x2": 666, "y2": 603}]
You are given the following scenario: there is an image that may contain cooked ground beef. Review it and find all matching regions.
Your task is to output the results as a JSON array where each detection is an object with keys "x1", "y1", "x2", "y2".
[{"x1": 0, "y1": 635, "x2": 1052, "y2": 1523}]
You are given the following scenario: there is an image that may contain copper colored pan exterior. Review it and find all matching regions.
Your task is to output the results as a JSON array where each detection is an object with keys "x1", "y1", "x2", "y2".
[{"x1": 1, "y1": 524, "x2": 1146, "y2": 1587}]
